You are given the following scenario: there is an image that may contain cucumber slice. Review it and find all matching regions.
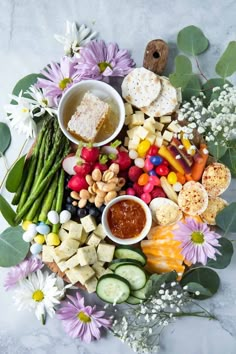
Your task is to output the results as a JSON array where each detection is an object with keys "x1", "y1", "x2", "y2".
[
  {"x1": 114, "y1": 246, "x2": 147, "y2": 266},
  {"x1": 96, "y1": 274, "x2": 131, "y2": 304},
  {"x1": 131, "y1": 280, "x2": 150, "y2": 300},
  {"x1": 108, "y1": 258, "x2": 143, "y2": 271},
  {"x1": 115, "y1": 264, "x2": 147, "y2": 290},
  {"x1": 126, "y1": 295, "x2": 143, "y2": 305}
]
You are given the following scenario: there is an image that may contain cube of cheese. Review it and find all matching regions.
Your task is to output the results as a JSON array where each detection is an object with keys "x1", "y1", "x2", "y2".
[
  {"x1": 94, "y1": 224, "x2": 106, "y2": 239},
  {"x1": 85, "y1": 276, "x2": 98, "y2": 293},
  {"x1": 155, "y1": 122, "x2": 164, "y2": 132},
  {"x1": 42, "y1": 245, "x2": 54, "y2": 263},
  {"x1": 130, "y1": 112, "x2": 145, "y2": 126},
  {"x1": 143, "y1": 120, "x2": 155, "y2": 134},
  {"x1": 80, "y1": 215, "x2": 97, "y2": 233},
  {"x1": 65, "y1": 253, "x2": 80, "y2": 269},
  {"x1": 54, "y1": 239, "x2": 80, "y2": 260},
  {"x1": 160, "y1": 115, "x2": 172, "y2": 124},
  {"x1": 92, "y1": 262, "x2": 106, "y2": 278},
  {"x1": 155, "y1": 136, "x2": 163, "y2": 147},
  {"x1": 61, "y1": 220, "x2": 77, "y2": 231},
  {"x1": 66, "y1": 265, "x2": 95, "y2": 285},
  {"x1": 68, "y1": 222, "x2": 83, "y2": 241},
  {"x1": 146, "y1": 133, "x2": 156, "y2": 145},
  {"x1": 97, "y1": 243, "x2": 115, "y2": 262},
  {"x1": 136, "y1": 126, "x2": 149, "y2": 140},
  {"x1": 86, "y1": 233, "x2": 102, "y2": 247},
  {"x1": 59, "y1": 228, "x2": 68, "y2": 242},
  {"x1": 77, "y1": 246, "x2": 97, "y2": 266},
  {"x1": 167, "y1": 121, "x2": 181, "y2": 133},
  {"x1": 80, "y1": 228, "x2": 89, "y2": 245},
  {"x1": 57, "y1": 260, "x2": 68, "y2": 272},
  {"x1": 162, "y1": 130, "x2": 174, "y2": 142},
  {"x1": 127, "y1": 127, "x2": 139, "y2": 139},
  {"x1": 125, "y1": 115, "x2": 132, "y2": 126},
  {"x1": 128, "y1": 139, "x2": 139, "y2": 151},
  {"x1": 124, "y1": 137, "x2": 129, "y2": 147},
  {"x1": 124, "y1": 102, "x2": 133, "y2": 116}
]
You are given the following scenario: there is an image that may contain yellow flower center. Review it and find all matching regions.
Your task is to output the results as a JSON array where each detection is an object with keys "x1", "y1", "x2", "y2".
[
  {"x1": 32, "y1": 289, "x2": 44, "y2": 302},
  {"x1": 59, "y1": 78, "x2": 72, "y2": 90},
  {"x1": 191, "y1": 231, "x2": 204, "y2": 244},
  {"x1": 98, "y1": 61, "x2": 112, "y2": 73},
  {"x1": 41, "y1": 98, "x2": 48, "y2": 106},
  {"x1": 21, "y1": 108, "x2": 29, "y2": 113},
  {"x1": 77, "y1": 311, "x2": 91, "y2": 323}
]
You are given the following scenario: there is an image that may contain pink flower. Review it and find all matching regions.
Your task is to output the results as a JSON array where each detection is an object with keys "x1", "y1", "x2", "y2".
[
  {"x1": 173, "y1": 218, "x2": 221, "y2": 265},
  {"x1": 76, "y1": 40, "x2": 135, "y2": 80},
  {"x1": 57, "y1": 292, "x2": 112, "y2": 342},
  {"x1": 4, "y1": 257, "x2": 43, "y2": 290},
  {"x1": 36, "y1": 56, "x2": 82, "y2": 106}
]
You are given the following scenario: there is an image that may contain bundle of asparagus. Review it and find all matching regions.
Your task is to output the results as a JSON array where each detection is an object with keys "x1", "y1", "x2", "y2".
[{"x1": 13, "y1": 117, "x2": 71, "y2": 225}]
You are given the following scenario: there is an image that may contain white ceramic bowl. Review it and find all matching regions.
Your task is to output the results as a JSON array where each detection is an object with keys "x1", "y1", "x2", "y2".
[
  {"x1": 58, "y1": 80, "x2": 125, "y2": 147},
  {"x1": 102, "y1": 195, "x2": 152, "y2": 245}
]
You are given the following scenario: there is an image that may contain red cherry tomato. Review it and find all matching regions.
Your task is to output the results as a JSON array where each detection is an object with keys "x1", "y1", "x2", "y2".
[{"x1": 155, "y1": 164, "x2": 169, "y2": 176}]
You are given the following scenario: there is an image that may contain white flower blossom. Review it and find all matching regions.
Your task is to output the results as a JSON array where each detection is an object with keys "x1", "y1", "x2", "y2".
[{"x1": 26, "y1": 85, "x2": 57, "y2": 116}]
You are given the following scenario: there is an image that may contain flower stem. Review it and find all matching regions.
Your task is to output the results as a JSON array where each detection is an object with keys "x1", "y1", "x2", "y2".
[
  {"x1": 195, "y1": 57, "x2": 208, "y2": 81},
  {"x1": 174, "y1": 311, "x2": 216, "y2": 320}
]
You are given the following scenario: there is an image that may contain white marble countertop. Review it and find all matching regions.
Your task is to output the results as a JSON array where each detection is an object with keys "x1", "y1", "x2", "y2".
[{"x1": 0, "y1": 0, "x2": 236, "y2": 353}]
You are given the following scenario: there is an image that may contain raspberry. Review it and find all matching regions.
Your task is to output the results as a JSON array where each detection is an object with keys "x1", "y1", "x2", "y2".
[
  {"x1": 151, "y1": 186, "x2": 166, "y2": 199},
  {"x1": 128, "y1": 166, "x2": 143, "y2": 182}
]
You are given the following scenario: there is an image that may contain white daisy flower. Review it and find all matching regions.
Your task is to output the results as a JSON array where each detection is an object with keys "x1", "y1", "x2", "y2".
[
  {"x1": 54, "y1": 20, "x2": 97, "y2": 56},
  {"x1": 4, "y1": 91, "x2": 37, "y2": 138},
  {"x1": 26, "y1": 85, "x2": 57, "y2": 116},
  {"x1": 12, "y1": 270, "x2": 66, "y2": 324}
]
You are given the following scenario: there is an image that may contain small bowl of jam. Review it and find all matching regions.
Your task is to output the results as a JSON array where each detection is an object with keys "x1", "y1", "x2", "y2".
[{"x1": 102, "y1": 195, "x2": 152, "y2": 245}]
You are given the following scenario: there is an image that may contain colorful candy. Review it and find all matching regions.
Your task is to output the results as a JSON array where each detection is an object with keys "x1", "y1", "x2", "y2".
[
  {"x1": 137, "y1": 140, "x2": 151, "y2": 157},
  {"x1": 138, "y1": 173, "x2": 149, "y2": 186},
  {"x1": 30, "y1": 243, "x2": 43, "y2": 255},
  {"x1": 143, "y1": 182, "x2": 154, "y2": 193},
  {"x1": 129, "y1": 149, "x2": 138, "y2": 160},
  {"x1": 141, "y1": 192, "x2": 152, "y2": 204},
  {"x1": 149, "y1": 175, "x2": 160, "y2": 186},
  {"x1": 147, "y1": 145, "x2": 158, "y2": 156},
  {"x1": 149, "y1": 155, "x2": 163, "y2": 166},
  {"x1": 176, "y1": 172, "x2": 186, "y2": 185},
  {"x1": 149, "y1": 170, "x2": 157, "y2": 176},
  {"x1": 144, "y1": 158, "x2": 154, "y2": 171},
  {"x1": 173, "y1": 182, "x2": 183, "y2": 192},
  {"x1": 126, "y1": 187, "x2": 136, "y2": 195},
  {"x1": 134, "y1": 157, "x2": 145, "y2": 168},
  {"x1": 167, "y1": 171, "x2": 178, "y2": 185},
  {"x1": 155, "y1": 164, "x2": 169, "y2": 176}
]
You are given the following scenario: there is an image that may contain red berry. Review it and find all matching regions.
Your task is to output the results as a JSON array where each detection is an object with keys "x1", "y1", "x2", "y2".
[
  {"x1": 133, "y1": 182, "x2": 144, "y2": 197},
  {"x1": 128, "y1": 166, "x2": 143, "y2": 182},
  {"x1": 147, "y1": 145, "x2": 158, "y2": 156},
  {"x1": 155, "y1": 164, "x2": 169, "y2": 176},
  {"x1": 126, "y1": 188, "x2": 136, "y2": 196},
  {"x1": 68, "y1": 175, "x2": 88, "y2": 192},
  {"x1": 151, "y1": 186, "x2": 166, "y2": 199},
  {"x1": 81, "y1": 146, "x2": 100, "y2": 163},
  {"x1": 73, "y1": 163, "x2": 92, "y2": 176},
  {"x1": 113, "y1": 151, "x2": 132, "y2": 171},
  {"x1": 93, "y1": 162, "x2": 108, "y2": 172}
]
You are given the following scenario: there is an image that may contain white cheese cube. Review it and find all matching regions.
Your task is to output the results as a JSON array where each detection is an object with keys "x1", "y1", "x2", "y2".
[
  {"x1": 59, "y1": 228, "x2": 68, "y2": 242},
  {"x1": 66, "y1": 265, "x2": 95, "y2": 285},
  {"x1": 145, "y1": 117, "x2": 156, "y2": 124},
  {"x1": 92, "y1": 262, "x2": 106, "y2": 278},
  {"x1": 125, "y1": 115, "x2": 132, "y2": 125},
  {"x1": 146, "y1": 133, "x2": 156, "y2": 145},
  {"x1": 57, "y1": 260, "x2": 68, "y2": 272},
  {"x1": 54, "y1": 239, "x2": 80, "y2": 260},
  {"x1": 155, "y1": 122, "x2": 164, "y2": 131},
  {"x1": 65, "y1": 253, "x2": 80, "y2": 269},
  {"x1": 42, "y1": 245, "x2": 54, "y2": 263},
  {"x1": 85, "y1": 276, "x2": 98, "y2": 293},
  {"x1": 155, "y1": 136, "x2": 163, "y2": 148},
  {"x1": 97, "y1": 243, "x2": 115, "y2": 262},
  {"x1": 61, "y1": 220, "x2": 77, "y2": 231},
  {"x1": 128, "y1": 139, "x2": 139, "y2": 151},
  {"x1": 77, "y1": 246, "x2": 97, "y2": 266},
  {"x1": 86, "y1": 233, "x2": 102, "y2": 247},
  {"x1": 124, "y1": 102, "x2": 133, "y2": 116},
  {"x1": 68, "y1": 222, "x2": 83, "y2": 241},
  {"x1": 80, "y1": 215, "x2": 97, "y2": 233},
  {"x1": 80, "y1": 228, "x2": 89, "y2": 245},
  {"x1": 160, "y1": 115, "x2": 172, "y2": 124},
  {"x1": 143, "y1": 120, "x2": 155, "y2": 134},
  {"x1": 97, "y1": 261, "x2": 105, "y2": 266},
  {"x1": 94, "y1": 224, "x2": 106, "y2": 239},
  {"x1": 162, "y1": 130, "x2": 174, "y2": 142},
  {"x1": 132, "y1": 135, "x2": 141, "y2": 145},
  {"x1": 167, "y1": 121, "x2": 181, "y2": 133},
  {"x1": 127, "y1": 127, "x2": 139, "y2": 139},
  {"x1": 136, "y1": 126, "x2": 149, "y2": 140},
  {"x1": 131, "y1": 112, "x2": 144, "y2": 126}
]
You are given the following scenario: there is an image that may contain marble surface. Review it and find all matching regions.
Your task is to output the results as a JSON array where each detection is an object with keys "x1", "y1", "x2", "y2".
[{"x1": 0, "y1": 0, "x2": 236, "y2": 353}]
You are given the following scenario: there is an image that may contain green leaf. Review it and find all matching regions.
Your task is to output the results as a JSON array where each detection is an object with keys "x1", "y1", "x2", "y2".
[
  {"x1": 208, "y1": 141, "x2": 228, "y2": 160},
  {"x1": 145, "y1": 271, "x2": 177, "y2": 298},
  {"x1": 169, "y1": 55, "x2": 193, "y2": 88},
  {"x1": 202, "y1": 78, "x2": 232, "y2": 105},
  {"x1": 181, "y1": 75, "x2": 202, "y2": 101},
  {"x1": 0, "y1": 226, "x2": 29, "y2": 267},
  {"x1": 184, "y1": 282, "x2": 213, "y2": 297},
  {"x1": 12, "y1": 73, "x2": 41, "y2": 100},
  {"x1": 0, "y1": 195, "x2": 18, "y2": 226},
  {"x1": 216, "y1": 202, "x2": 236, "y2": 234},
  {"x1": 220, "y1": 147, "x2": 236, "y2": 177},
  {"x1": 5, "y1": 154, "x2": 27, "y2": 193},
  {"x1": 0, "y1": 122, "x2": 11, "y2": 155},
  {"x1": 177, "y1": 25, "x2": 209, "y2": 56},
  {"x1": 216, "y1": 41, "x2": 236, "y2": 78},
  {"x1": 181, "y1": 267, "x2": 220, "y2": 299},
  {"x1": 207, "y1": 237, "x2": 233, "y2": 269}
]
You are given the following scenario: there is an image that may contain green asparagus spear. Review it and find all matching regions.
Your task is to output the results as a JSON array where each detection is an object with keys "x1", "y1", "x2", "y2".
[
  {"x1": 38, "y1": 172, "x2": 59, "y2": 222},
  {"x1": 25, "y1": 181, "x2": 50, "y2": 222},
  {"x1": 52, "y1": 168, "x2": 65, "y2": 234},
  {"x1": 11, "y1": 157, "x2": 30, "y2": 205}
]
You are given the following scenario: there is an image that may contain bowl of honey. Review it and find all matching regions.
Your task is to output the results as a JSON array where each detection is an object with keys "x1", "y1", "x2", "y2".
[{"x1": 102, "y1": 195, "x2": 152, "y2": 245}]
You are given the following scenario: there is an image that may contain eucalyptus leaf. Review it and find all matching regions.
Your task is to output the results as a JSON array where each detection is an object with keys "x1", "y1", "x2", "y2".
[
  {"x1": 5, "y1": 154, "x2": 27, "y2": 193},
  {"x1": 0, "y1": 122, "x2": 11, "y2": 155},
  {"x1": 145, "y1": 271, "x2": 177, "y2": 298},
  {"x1": 220, "y1": 147, "x2": 236, "y2": 177},
  {"x1": 11, "y1": 73, "x2": 41, "y2": 101},
  {"x1": 177, "y1": 25, "x2": 209, "y2": 56},
  {"x1": 0, "y1": 195, "x2": 18, "y2": 226},
  {"x1": 202, "y1": 78, "x2": 232, "y2": 105},
  {"x1": 182, "y1": 75, "x2": 202, "y2": 101},
  {"x1": 207, "y1": 141, "x2": 228, "y2": 160},
  {"x1": 0, "y1": 226, "x2": 29, "y2": 267},
  {"x1": 183, "y1": 282, "x2": 212, "y2": 297},
  {"x1": 169, "y1": 55, "x2": 193, "y2": 88},
  {"x1": 216, "y1": 202, "x2": 236, "y2": 234},
  {"x1": 216, "y1": 41, "x2": 236, "y2": 78},
  {"x1": 181, "y1": 267, "x2": 220, "y2": 299},
  {"x1": 207, "y1": 237, "x2": 233, "y2": 269}
]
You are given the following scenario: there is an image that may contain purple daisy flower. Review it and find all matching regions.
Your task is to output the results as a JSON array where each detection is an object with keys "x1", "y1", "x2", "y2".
[
  {"x1": 76, "y1": 39, "x2": 135, "y2": 80},
  {"x1": 173, "y1": 218, "x2": 221, "y2": 265},
  {"x1": 4, "y1": 257, "x2": 43, "y2": 291},
  {"x1": 36, "y1": 56, "x2": 82, "y2": 106},
  {"x1": 57, "y1": 292, "x2": 112, "y2": 342}
]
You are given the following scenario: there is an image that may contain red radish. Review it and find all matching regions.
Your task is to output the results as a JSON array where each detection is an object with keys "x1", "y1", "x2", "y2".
[
  {"x1": 113, "y1": 151, "x2": 131, "y2": 170},
  {"x1": 74, "y1": 163, "x2": 92, "y2": 176},
  {"x1": 128, "y1": 166, "x2": 143, "y2": 182},
  {"x1": 93, "y1": 162, "x2": 108, "y2": 172},
  {"x1": 151, "y1": 186, "x2": 166, "y2": 199},
  {"x1": 62, "y1": 153, "x2": 77, "y2": 175},
  {"x1": 68, "y1": 175, "x2": 88, "y2": 192},
  {"x1": 81, "y1": 146, "x2": 100, "y2": 163}
]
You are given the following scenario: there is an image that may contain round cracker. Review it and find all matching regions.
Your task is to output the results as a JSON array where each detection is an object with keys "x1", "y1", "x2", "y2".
[
  {"x1": 202, "y1": 163, "x2": 231, "y2": 197},
  {"x1": 121, "y1": 67, "x2": 161, "y2": 108},
  {"x1": 201, "y1": 197, "x2": 228, "y2": 225},
  {"x1": 141, "y1": 77, "x2": 178, "y2": 117},
  {"x1": 178, "y1": 181, "x2": 208, "y2": 216}
]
